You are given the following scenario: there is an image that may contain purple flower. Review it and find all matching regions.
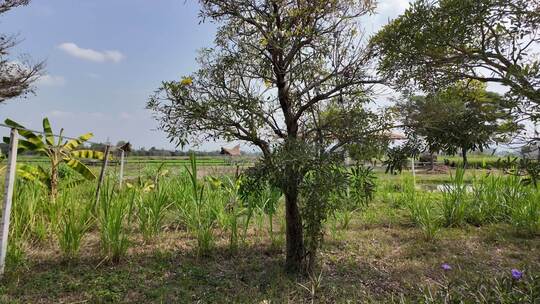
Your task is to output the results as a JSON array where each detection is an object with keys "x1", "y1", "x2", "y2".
[
  {"x1": 441, "y1": 263, "x2": 452, "y2": 271},
  {"x1": 511, "y1": 269, "x2": 523, "y2": 280}
]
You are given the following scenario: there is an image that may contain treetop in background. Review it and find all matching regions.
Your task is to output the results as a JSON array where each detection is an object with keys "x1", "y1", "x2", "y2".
[
  {"x1": 0, "y1": 0, "x2": 44, "y2": 104},
  {"x1": 396, "y1": 80, "x2": 520, "y2": 165},
  {"x1": 372, "y1": 0, "x2": 540, "y2": 120}
]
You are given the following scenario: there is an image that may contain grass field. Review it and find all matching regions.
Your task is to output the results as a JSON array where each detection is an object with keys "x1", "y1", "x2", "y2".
[{"x1": 0, "y1": 157, "x2": 539, "y2": 303}]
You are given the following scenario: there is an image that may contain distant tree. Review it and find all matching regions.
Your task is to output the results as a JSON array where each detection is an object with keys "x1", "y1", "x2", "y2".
[
  {"x1": 148, "y1": 0, "x2": 391, "y2": 273},
  {"x1": 89, "y1": 142, "x2": 107, "y2": 151},
  {"x1": 347, "y1": 134, "x2": 389, "y2": 165},
  {"x1": 383, "y1": 135, "x2": 423, "y2": 174},
  {"x1": 0, "y1": 0, "x2": 44, "y2": 103},
  {"x1": 397, "y1": 81, "x2": 518, "y2": 166},
  {"x1": 372, "y1": 0, "x2": 540, "y2": 121}
]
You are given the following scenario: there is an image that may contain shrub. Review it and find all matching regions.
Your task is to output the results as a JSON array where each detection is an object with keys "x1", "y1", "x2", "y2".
[
  {"x1": 215, "y1": 175, "x2": 244, "y2": 251},
  {"x1": 137, "y1": 182, "x2": 172, "y2": 241},
  {"x1": 441, "y1": 167, "x2": 469, "y2": 227},
  {"x1": 509, "y1": 189, "x2": 540, "y2": 236},
  {"x1": 182, "y1": 154, "x2": 218, "y2": 256},
  {"x1": 56, "y1": 191, "x2": 93, "y2": 259},
  {"x1": 405, "y1": 192, "x2": 441, "y2": 241},
  {"x1": 348, "y1": 164, "x2": 376, "y2": 209},
  {"x1": 469, "y1": 174, "x2": 507, "y2": 225},
  {"x1": 98, "y1": 181, "x2": 133, "y2": 263}
]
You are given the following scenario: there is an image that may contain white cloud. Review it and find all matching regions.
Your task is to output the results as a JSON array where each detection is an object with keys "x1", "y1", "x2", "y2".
[
  {"x1": 58, "y1": 42, "x2": 125, "y2": 63},
  {"x1": 37, "y1": 75, "x2": 66, "y2": 87},
  {"x1": 377, "y1": 0, "x2": 410, "y2": 14}
]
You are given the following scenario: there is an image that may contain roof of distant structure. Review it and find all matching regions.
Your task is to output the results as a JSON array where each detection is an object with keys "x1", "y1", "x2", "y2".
[
  {"x1": 220, "y1": 144, "x2": 241, "y2": 156},
  {"x1": 386, "y1": 131, "x2": 407, "y2": 140},
  {"x1": 119, "y1": 142, "x2": 132, "y2": 152}
]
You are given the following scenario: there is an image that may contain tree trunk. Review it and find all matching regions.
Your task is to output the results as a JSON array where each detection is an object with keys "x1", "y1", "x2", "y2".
[
  {"x1": 537, "y1": 140, "x2": 540, "y2": 162},
  {"x1": 50, "y1": 160, "x2": 59, "y2": 200},
  {"x1": 284, "y1": 182, "x2": 305, "y2": 274},
  {"x1": 271, "y1": 37, "x2": 305, "y2": 273},
  {"x1": 461, "y1": 147, "x2": 468, "y2": 168},
  {"x1": 430, "y1": 152, "x2": 435, "y2": 171}
]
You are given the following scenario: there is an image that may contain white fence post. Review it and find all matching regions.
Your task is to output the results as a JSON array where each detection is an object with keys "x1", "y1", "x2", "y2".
[
  {"x1": 0, "y1": 128, "x2": 19, "y2": 276},
  {"x1": 118, "y1": 149, "x2": 125, "y2": 188},
  {"x1": 344, "y1": 150, "x2": 351, "y2": 167}
]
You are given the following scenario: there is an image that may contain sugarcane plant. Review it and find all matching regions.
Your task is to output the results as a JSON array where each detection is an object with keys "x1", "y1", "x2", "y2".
[
  {"x1": 0, "y1": 150, "x2": 5, "y2": 173},
  {"x1": 3, "y1": 118, "x2": 106, "y2": 199}
]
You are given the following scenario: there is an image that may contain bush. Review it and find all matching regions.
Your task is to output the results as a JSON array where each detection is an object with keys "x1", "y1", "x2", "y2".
[
  {"x1": 406, "y1": 193, "x2": 441, "y2": 241},
  {"x1": 400, "y1": 179, "x2": 441, "y2": 241},
  {"x1": 137, "y1": 182, "x2": 172, "y2": 241},
  {"x1": 510, "y1": 189, "x2": 540, "y2": 236},
  {"x1": 56, "y1": 191, "x2": 93, "y2": 260},
  {"x1": 98, "y1": 181, "x2": 133, "y2": 263},
  {"x1": 441, "y1": 167, "x2": 469, "y2": 227},
  {"x1": 182, "y1": 154, "x2": 219, "y2": 256},
  {"x1": 347, "y1": 164, "x2": 376, "y2": 209}
]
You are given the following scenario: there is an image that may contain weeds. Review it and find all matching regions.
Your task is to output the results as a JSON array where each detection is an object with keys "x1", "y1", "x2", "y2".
[
  {"x1": 183, "y1": 154, "x2": 218, "y2": 256},
  {"x1": 416, "y1": 271, "x2": 540, "y2": 303},
  {"x1": 98, "y1": 180, "x2": 133, "y2": 263},
  {"x1": 406, "y1": 193, "x2": 441, "y2": 241},
  {"x1": 216, "y1": 175, "x2": 244, "y2": 251},
  {"x1": 441, "y1": 167, "x2": 469, "y2": 227},
  {"x1": 137, "y1": 181, "x2": 172, "y2": 241},
  {"x1": 332, "y1": 208, "x2": 358, "y2": 230},
  {"x1": 55, "y1": 190, "x2": 93, "y2": 259},
  {"x1": 510, "y1": 189, "x2": 540, "y2": 236},
  {"x1": 469, "y1": 174, "x2": 506, "y2": 225}
]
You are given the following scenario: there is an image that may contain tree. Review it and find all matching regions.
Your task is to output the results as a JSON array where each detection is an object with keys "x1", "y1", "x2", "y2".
[
  {"x1": 3, "y1": 118, "x2": 107, "y2": 199},
  {"x1": 0, "y1": 0, "x2": 44, "y2": 103},
  {"x1": 148, "y1": 0, "x2": 388, "y2": 273},
  {"x1": 397, "y1": 81, "x2": 518, "y2": 166},
  {"x1": 372, "y1": 0, "x2": 540, "y2": 120},
  {"x1": 347, "y1": 134, "x2": 390, "y2": 165}
]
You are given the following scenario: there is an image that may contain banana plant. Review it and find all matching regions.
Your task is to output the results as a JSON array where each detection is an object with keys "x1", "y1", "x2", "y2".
[{"x1": 3, "y1": 118, "x2": 107, "y2": 199}]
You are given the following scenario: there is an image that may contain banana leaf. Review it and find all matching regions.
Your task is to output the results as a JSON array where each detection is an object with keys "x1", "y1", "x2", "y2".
[
  {"x1": 64, "y1": 158, "x2": 96, "y2": 180},
  {"x1": 42, "y1": 118, "x2": 55, "y2": 146},
  {"x1": 4, "y1": 119, "x2": 46, "y2": 149},
  {"x1": 64, "y1": 133, "x2": 94, "y2": 151},
  {"x1": 70, "y1": 149, "x2": 106, "y2": 160},
  {"x1": 16, "y1": 164, "x2": 50, "y2": 189}
]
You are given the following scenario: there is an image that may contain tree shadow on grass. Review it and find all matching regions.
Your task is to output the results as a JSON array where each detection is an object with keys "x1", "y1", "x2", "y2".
[
  {"x1": 3, "y1": 227, "x2": 540, "y2": 303},
  {"x1": 1, "y1": 240, "x2": 418, "y2": 303}
]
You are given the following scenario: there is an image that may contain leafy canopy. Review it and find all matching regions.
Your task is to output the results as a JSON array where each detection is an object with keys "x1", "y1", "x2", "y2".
[
  {"x1": 372, "y1": 0, "x2": 540, "y2": 119},
  {"x1": 147, "y1": 0, "x2": 385, "y2": 155},
  {"x1": 396, "y1": 81, "x2": 519, "y2": 162},
  {"x1": 0, "y1": 0, "x2": 44, "y2": 104},
  {"x1": 147, "y1": 0, "x2": 392, "y2": 273}
]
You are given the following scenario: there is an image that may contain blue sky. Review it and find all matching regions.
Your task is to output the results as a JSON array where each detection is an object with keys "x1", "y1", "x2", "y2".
[{"x1": 0, "y1": 0, "x2": 410, "y2": 150}]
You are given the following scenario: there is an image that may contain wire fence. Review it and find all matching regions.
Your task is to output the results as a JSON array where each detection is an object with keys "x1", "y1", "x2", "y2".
[{"x1": 0, "y1": 122, "x2": 262, "y2": 195}]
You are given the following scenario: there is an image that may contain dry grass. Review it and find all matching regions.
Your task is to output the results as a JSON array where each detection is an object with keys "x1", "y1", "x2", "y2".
[{"x1": 2, "y1": 200, "x2": 539, "y2": 303}]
